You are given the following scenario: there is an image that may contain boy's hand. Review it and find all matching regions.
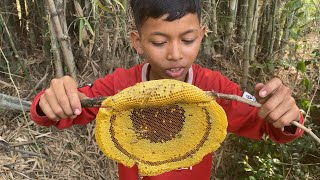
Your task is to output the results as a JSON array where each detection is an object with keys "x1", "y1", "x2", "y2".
[
  {"x1": 38, "y1": 76, "x2": 88, "y2": 121},
  {"x1": 255, "y1": 77, "x2": 300, "y2": 129}
]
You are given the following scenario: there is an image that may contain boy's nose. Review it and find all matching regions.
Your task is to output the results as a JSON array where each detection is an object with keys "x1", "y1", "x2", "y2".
[{"x1": 167, "y1": 42, "x2": 182, "y2": 61}]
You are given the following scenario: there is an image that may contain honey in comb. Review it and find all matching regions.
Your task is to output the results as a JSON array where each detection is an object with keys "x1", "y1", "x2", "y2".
[
  {"x1": 130, "y1": 105, "x2": 185, "y2": 143},
  {"x1": 95, "y1": 79, "x2": 228, "y2": 176}
]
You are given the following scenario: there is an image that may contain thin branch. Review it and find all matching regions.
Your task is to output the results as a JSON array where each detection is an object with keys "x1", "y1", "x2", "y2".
[
  {"x1": 208, "y1": 91, "x2": 262, "y2": 107},
  {"x1": 1, "y1": 89, "x2": 319, "y2": 144},
  {"x1": 0, "y1": 46, "x2": 29, "y2": 120},
  {"x1": 209, "y1": 91, "x2": 320, "y2": 144},
  {"x1": 0, "y1": 93, "x2": 31, "y2": 111},
  {"x1": 306, "y1": 68, "x2": 320, "y2": 118},
  {"x1": 10, "y1": 141, "x2": 37, "y2": 147},
  {"x1": 0, "y1": 142, "x2": 49, "y2": 159},
  {"x1": 25, "y1": 68, "x2": 49, "y2": 100},
  {"x1": 80, "y1": 91, "x2": 320, "y2": 144}
]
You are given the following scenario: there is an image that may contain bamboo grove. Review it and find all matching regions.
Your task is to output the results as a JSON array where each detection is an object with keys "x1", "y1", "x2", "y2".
[
  {"x1": 0, "y1": 0, "x2": 318, "y2": 88},
  {"x1": 0, "y1": 0, "x2": 320, "y2": 179}
]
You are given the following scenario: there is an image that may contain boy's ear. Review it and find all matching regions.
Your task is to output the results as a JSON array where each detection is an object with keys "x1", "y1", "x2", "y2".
[{"x1": 129, "y1": 31, "x2": 144, "y2": 54}]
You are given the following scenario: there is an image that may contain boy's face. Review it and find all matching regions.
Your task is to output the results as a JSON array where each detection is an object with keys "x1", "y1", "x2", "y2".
[{"x1": 131, "y1": 13, "x2": 205, "y2": 81}]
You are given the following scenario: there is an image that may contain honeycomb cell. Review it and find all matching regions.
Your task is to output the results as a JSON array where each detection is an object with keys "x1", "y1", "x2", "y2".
[{"x1": 95, "y1": 79, "x2": 228, "y2": 176}]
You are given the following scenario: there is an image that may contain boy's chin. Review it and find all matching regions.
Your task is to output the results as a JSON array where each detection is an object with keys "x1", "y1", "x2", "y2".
[{"x1": 164, "y1": 75, "x2": 187, "y2": 82}]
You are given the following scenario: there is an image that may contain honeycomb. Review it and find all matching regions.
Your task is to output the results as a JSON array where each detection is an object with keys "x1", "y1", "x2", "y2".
[{"x1": 95, "y1": 79, "x2": 228, "y2": 176}]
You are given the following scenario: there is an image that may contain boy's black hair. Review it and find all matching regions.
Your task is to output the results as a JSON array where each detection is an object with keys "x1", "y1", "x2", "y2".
[{"x1": 130, "y1": 0, "x2": 201, "y2": 31}]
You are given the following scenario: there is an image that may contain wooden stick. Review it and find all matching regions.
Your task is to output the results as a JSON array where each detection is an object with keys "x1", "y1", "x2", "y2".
[
  {"x1": 209, "y1": 91, "x2": 320, "y2": 144},
  {"x1": 0, "y1": 140, "x2": 48, "y2": 159},
  {"x1": 0, "y1": 93, "x2": 31, "y2": 112},
  {"x1": 80, "y1": 91, "x2": 320, "y2": 144},
  {"x1": 0, "y1": 91, "x2": 319, "y2": 144}
]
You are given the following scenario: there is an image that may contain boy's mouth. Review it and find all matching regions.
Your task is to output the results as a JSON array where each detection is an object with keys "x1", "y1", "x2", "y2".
[{"x1": 165, "y1": 67, "x2": 185, "y2": 78}]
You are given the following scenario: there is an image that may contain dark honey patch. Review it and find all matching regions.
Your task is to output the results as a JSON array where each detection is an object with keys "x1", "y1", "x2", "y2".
[
  {"x1": 109, "y1": 107, "x2": 212, "y2": 165},
  {"x1": 130, "y1": 105, "x2": 186, "y2": 143}
]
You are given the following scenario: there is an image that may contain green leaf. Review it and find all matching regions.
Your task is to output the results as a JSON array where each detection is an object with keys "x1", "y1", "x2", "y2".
[
  {"x1": 96, "y1": 0, "x2": 110, "y2": 13},
  {"x1": 245, "y1": 168, "x2": 253, "y2": 172},
  {"x1": 296, "y1": 61, "x2": 306, "y2": 73},
  {"x1": 298, "y1": 99, "x2": 310, "y2": 111},
  {"x1": 79, "y1": 18, "x2": 84, "y2": 46},
  {"x1": 296, "y1": 12, "x2": 304, "y2": 18},
  {"x1": 114, "y1": 0, "x2": 125, "y2": 11},
  {"x1": 83, "y1": 18, "x2": 95, "y2": 36},
  {"x1": 302, "y1": 77, "x2": 312, "y2": 91}
]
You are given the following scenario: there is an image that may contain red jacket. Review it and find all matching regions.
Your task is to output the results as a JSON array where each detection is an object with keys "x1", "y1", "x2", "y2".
[{"x1": 30, "y1": 63, "x2": 304, "y2": 180}]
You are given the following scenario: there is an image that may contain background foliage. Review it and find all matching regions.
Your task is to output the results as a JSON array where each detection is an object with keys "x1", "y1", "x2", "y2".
[{"x1": 0, "y1": 0, "x2": 319, "y2": 179}]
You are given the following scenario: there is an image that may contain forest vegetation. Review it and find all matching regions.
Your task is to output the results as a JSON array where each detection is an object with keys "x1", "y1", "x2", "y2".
[{"x1": 0, "y1": 0, "x2": 319, "y2": 179}]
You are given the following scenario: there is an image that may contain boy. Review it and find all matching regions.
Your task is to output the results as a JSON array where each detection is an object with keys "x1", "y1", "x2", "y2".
[{"x1": 30, "y1": 0, "x2": 304, "y2": 179}]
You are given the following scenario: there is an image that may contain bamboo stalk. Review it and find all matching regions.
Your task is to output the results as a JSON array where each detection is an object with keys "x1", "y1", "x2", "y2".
[
  {"x1": 112, "y1": 15, "x2": 120, "y2": 57},
  {"x1": 268, "y1": 0, "x2": 279, "y2": 57},
  {"x1": 56, "y1": 0, "x2": 68, "y2": 36},
  {"x1": 46, "y1": 1, "x2": 63, "y2": 78},
  {"x1": 0, "y1": 13, "x2": 29, "y2": 77},
  {"x1": 249, "y1": 0, "x2": 258, "y2": 63},
  {"x1": 262, "y1": 3, "x2": 273, "y2": 56},
  {"x1": 203, "y1": 0, "x2": 216, "y2": 56},
  {"x1": 47, "y1": 0, "x2": 77, "y2": 82},
  {"x1": 279, "y1": 11, "x2": 294, "y2": 56},
  {"x1": 211, "y1": 0, "x2": 218, "y2": 44},
  {"x1": 257, "y1": 0, "x2": 267, "y2": 52},
  {"x1": 241, "y1": 0, "x2": 256, "y2": 90},
  {"x1": 224, "y1": 0, "x2": 238, "y2": 55},
  {"x1": 0, "y1": 93, "x2": 31, "y2": 112},
  {"x1": 73, "y1": 0, "x2": 89, "y2": 58},
  {"x1": 239, "y1": 0, "x2": 248, "y2": 44},
  {"x1": 273, "y1": 1, "x2": 284, "y2": 53}
]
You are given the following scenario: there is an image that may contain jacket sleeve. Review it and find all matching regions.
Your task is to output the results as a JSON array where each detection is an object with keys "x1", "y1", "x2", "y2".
[
  {"x1": 214, "y1": 74, "x2": 304, "y2": 143},
  {"x1": 30, "y1": 73, "x2": 116, "y2": 129}
]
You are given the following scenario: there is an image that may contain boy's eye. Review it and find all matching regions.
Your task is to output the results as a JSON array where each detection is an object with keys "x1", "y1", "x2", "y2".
[
  {"x1": 182, "y1": 39, "x2": 195, "y2": 44},
  {"x1": 152, "y1": 42, "x2": 166, "y2": 47}
]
